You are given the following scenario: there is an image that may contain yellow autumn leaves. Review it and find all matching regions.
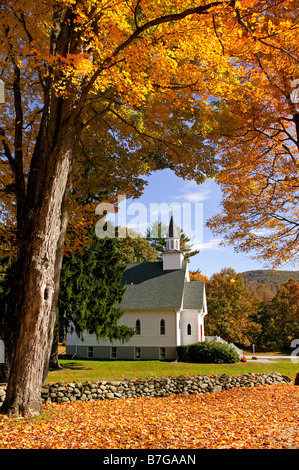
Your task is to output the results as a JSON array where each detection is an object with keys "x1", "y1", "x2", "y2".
[{"x1": 0, "y1": 384, "x2": 299, "y2": 448}]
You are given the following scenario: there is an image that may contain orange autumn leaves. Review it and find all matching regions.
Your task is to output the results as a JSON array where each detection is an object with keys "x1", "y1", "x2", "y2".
[
  {"x1": 205, "y1": 1, "x2": 299, "y2": 266},
  {"x1": 1, "y1": 383, "x2": 299, "y2": 449},
  {"x1": 2, "y1": 1, "x2": 298, "y2": 261}
]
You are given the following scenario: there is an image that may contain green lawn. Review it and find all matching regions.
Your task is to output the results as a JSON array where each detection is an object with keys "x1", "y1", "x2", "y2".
[{"x1": 47, "y1": 356, "x2": 299, "y2": 384}]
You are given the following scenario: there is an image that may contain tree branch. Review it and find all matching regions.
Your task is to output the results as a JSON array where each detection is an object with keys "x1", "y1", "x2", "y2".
[
  {"x1": 80, "y1": 101, "x2": 113, "y2": 131},
  {"x1": 109, "y1": 107, "x2": 182, "y2": 154},
  {"x1": 153, "y1": 79, "x2": 199, "y2": 90},
  {"x1": 11, "y1": 57, "x2": 26, "y2": 203},
  {"x1": 258, "y1": 38, "x2": 299, "y2": 64},
  {"x1": 235, "y1": 5, "x2": 299, "y2": 63},
  {"x1": 212, "y1": 14, "x2": 226, "y2": 55},
  {"x1": 0, "y1": 128, "x2": 15, "y2": 172},
  {"x1": 83, "y1": 1, "x2": 234, "y2": 99}
]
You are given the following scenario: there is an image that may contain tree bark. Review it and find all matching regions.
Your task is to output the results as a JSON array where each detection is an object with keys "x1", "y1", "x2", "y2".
[
  {"x1": 0, "y1": 3, "x2": 88, "y2": 416},
  {"x1": 48, "y1": 329, "x2": 62, "y2": 372},
  {"x1": 1, "y1": 98, "x2": 81, "y2": 416},
  {"x1": 42, "y1": 169, "x2": 73, "y2": 384}
]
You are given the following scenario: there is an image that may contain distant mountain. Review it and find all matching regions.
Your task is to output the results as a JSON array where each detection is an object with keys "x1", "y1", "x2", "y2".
[{"x1": 241, "y1": 270, "x2": 299, "y2": 295}]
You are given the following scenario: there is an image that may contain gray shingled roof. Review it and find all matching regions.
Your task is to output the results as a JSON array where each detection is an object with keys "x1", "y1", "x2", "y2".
[
  {"x1": 183, "y1": 282, "x2": 204, "y2": 310},
  {"x1": 119, "y1": 261, "x2": 204, "y2": 311}
]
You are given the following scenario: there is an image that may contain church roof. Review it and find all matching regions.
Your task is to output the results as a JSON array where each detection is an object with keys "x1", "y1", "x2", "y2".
[
  {"x1": 182, "y1": 282, "x2": 205, "y2": 310},
  {"x1": 119, "y1": 260, "x2": 204, "y2": 311}
]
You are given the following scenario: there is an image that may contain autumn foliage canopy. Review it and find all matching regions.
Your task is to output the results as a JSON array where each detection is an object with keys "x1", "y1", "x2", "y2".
[
  {"x1": 206, "y1": 0, "x2": 299, "y2": 265},
  {"x1": 1, "y1": 1, "x2": 298, "y2": 261}
]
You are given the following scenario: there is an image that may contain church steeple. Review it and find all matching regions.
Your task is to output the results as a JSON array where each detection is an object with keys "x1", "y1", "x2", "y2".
[
  {"x1": 162, "y1": 214, "x2": 184, "y2": 270},
  {"x1": 166, "y1": 214, "x2": 181, "y2": 252}
]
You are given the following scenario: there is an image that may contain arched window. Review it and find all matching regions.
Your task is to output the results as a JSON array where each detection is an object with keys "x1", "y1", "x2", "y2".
[
  {"x1": 187, "y1": 323, "x2": 192, "y2": 335},
  {"x1": 135, "y1": 319, "x2": 141, "y2": 335},
  {"x1": 160, "y1": 319, "x2": 165, "y2": 335}
]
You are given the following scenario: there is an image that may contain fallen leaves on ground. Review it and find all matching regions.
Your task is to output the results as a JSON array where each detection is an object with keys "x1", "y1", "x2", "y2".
[{"x1": 0, "y1": 383, "x2": 299, "y2": 449}]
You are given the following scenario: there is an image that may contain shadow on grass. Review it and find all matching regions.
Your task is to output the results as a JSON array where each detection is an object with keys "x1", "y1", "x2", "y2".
[
  {"x1": 59, "y1": 362, "x2": 92, "y2": 371},
  {"x1": 51, "y1": 357, "x2": 93, "y2": 371}
]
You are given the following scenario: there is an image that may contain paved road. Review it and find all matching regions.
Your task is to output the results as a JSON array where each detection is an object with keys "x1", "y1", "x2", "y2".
[{"x1": 245, "y1": 355, "x2": 299, "y2": 363}]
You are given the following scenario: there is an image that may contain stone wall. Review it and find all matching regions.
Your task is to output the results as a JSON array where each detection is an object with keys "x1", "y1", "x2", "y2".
[{"x1": 0, "y1": 372, "x2": 292, "y2": 406}]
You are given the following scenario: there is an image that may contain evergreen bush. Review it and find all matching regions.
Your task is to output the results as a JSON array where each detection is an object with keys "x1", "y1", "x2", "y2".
[{"x1": 177, "y1": 341, "x2": 240, "y2": 364}]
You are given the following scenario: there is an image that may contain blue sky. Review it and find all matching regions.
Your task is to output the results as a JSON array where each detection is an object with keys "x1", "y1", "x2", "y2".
[{"x1": 111, "y1": 169, "x2": 299, "y2": 278}]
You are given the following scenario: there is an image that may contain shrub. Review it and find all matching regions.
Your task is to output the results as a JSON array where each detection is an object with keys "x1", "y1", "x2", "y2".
[
  {"x1": 177, "y1": 341, "x2": 240, "y2": 364},
  {"x1": 176, "y1": 345, "x2": 190, "y2": 362}
]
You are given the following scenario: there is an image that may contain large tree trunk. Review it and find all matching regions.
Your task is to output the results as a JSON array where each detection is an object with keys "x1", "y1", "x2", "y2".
[
  {"x1": 1, "y1": 99, "x2": 81, "y2": 416},
  {"x1": 0, "y1": 167, "x2": 72, "y2": 387},
  {"x1": 0, "y1": 3, "x2": 92, "y2": 416},
  {"x1": 42, "y1": 169, "x2": 73, "y2": 384}
]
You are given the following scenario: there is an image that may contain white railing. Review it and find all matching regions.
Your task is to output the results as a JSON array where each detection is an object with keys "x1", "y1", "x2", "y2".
[{"x1": 205, "y1": 335, "x2": 243, "y2": 358}]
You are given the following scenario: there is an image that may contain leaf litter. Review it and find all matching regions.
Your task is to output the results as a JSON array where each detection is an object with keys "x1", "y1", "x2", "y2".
[{"x1": 0, "y1": 383, "x2": 299, "y2": 449}]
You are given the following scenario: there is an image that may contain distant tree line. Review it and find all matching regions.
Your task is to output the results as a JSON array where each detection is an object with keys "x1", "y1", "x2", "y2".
[
  {"x1": 199, "y1": 268, "x2": 299, "y2": 352},
  {"x1": 241, "y1": 270, "x2": 299, "y2": 298}
]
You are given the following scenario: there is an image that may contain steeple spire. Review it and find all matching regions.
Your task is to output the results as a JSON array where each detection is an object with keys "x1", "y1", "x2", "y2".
[
  {"x1": 166, "y1": 213, "x2": 181, "y2": 252},
  {"x1": 162, "y1": 213, "x2": 184, "y2": 270}
]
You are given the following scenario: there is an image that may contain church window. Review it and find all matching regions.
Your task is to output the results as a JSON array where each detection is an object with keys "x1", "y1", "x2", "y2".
[
  {"x1": 160, "y1": 347, "x2": 166, "y2": 359},
  {"x1": 135, "y1": 319, "x2": 141, "y2": 335},
  {"x1": 160, "y1": 319, "x2": 165, "y2": 335},
  {"x1": 135, "y1": 347, "x2": 141, "y2": 359},
  {"x1": 187, "y1": 324, "x2": 192, "y2": 335}
]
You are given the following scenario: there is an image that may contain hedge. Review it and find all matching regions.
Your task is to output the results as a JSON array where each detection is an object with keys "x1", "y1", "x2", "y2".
[{"x1": 177, "y1": 341, "x2": 240, "y2": 364}]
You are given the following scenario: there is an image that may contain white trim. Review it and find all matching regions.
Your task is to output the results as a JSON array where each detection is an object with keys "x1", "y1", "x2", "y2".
[{"x1": 175, "y1": 310, "x2": 181, "y2": 346}]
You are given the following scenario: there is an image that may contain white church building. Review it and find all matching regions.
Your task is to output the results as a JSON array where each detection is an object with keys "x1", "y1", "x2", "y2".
[{"x1": 66, "y1": 216, "x2": 208, "y2": 361}]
